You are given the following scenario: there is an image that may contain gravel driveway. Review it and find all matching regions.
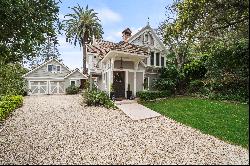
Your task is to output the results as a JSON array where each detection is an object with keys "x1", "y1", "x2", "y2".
[{"x1": 0, "y1": 95, "x2": 248, "y2": 165}]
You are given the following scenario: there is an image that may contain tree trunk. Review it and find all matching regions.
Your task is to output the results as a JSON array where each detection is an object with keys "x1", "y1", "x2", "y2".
[{"x1": 82, "y1": 42, "x2": 87, "y2": 74}]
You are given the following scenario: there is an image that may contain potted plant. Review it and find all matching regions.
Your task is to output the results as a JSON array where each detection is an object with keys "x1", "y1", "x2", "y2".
[
  {"x1": 126, "y1": 84, "x2": 132, "y2": 99},
  {"x1": 110, "y1": 83, "x2": 115, "y2": 99}
]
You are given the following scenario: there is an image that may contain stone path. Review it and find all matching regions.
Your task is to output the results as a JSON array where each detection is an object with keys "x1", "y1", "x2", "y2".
[{"x1": 115, "y1": 100, "x2": 161, "y2": 120}]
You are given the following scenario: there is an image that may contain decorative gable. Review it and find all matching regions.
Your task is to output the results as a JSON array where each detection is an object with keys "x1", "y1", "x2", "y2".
[
  {"x1": 23, "y1": 58, "x2": 71, "y2": 78},
  {"x1": 128, "y1": 25, "x2": 166, "y2": 52}
]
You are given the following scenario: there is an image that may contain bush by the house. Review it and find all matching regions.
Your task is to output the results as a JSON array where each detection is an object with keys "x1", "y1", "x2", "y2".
[
  {"x1": 0, "y1": 95, "x2": 23, "y2": 121},
  {"x1": 0, "y1": 63, "x2": 28, "y2": 96},
  {"x1": 187, "y1": 80, "x2": 204, "y2": 94},
  {"x1": 66, "y1": 85, "x2": 79, "y2": 94},
  {"x1": 136, "y1": 91, "x2": 171, "y2": 101},
  {"x1": 153, "y1": 65, "x2": 179, "y2": 93},
  {"x1": 83, "y1": 89, "x2": 116, "y2": 109}
]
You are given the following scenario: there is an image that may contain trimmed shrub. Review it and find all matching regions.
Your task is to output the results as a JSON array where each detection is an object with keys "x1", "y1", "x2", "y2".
[
  {"x1": 136, "y1": 91, "x2": 171, "y2": 101},
  {"x1": 83, "y1": 89, "x2": 116, "y2": 109},
  {"x1": 0, "y1": 95, "x2": 23, "y2": 121},
  {"x1": 66, "y1": 85, "x2": 79, "y2": 94}
]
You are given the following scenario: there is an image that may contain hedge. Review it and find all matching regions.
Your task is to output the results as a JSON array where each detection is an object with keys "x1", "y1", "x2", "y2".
[
  {"x1": 136, "y1": 91, "x2": 171, "y2": 101},
  {"x1": 83, "y1": 89, "x2": 116, "y2": 109},
  {"x1": 66, "y1": 85, "x2": 79, "y2": 95},
  {"x1": 0, "y1": 95, "x2": 23, "y2": 121}
]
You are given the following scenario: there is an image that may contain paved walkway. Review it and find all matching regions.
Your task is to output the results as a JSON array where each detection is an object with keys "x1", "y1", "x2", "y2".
[{"x1": 115, "y1": 100, "x2": 161, "y2": 120}]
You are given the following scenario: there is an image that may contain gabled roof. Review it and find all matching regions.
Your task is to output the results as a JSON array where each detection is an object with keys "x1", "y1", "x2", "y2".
[
  {"x1": 127, "y1": 24, "x2": 166, "y2": 51},
  {"x1": 64, "y1": 68, "x2": 88, "y2": 79},
  {"x1": 87, "y1": 40, "x2": 148, "y2": 59},
  {"x1": 23, "y1": 58, "x2": 70, "y2": 77}
]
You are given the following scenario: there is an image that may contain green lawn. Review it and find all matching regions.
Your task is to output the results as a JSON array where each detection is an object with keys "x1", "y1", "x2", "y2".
[{"x1": 142, "y1": 97, "x2": 249, "y2": 148}]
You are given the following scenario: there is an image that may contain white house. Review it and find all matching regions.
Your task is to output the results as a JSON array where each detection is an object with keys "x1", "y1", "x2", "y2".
[
  {"x1": 86, "y1": 24, "x2": 167, "y2": 99},
  {"x1": 23, "y1": 58, "x2": 87, "y2": 95}
]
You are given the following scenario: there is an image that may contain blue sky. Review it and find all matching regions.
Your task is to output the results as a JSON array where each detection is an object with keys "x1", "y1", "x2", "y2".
[{"x1": 58, "y1": 0, "x2": 172, "y2": 69}]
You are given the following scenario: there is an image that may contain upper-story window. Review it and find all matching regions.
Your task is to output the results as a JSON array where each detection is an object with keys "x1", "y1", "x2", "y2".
[
  {"x1": 150, "y1": 52, "x2": 154, "y2": 66},
  {"x1": 161, "y1": 56, "x2": 165, "y2": 67},
  {"x1": 144, "y1": 33, "x2": 148, "y2": 42},
  {"x1": 48, "y1": 64, "x2": 53, "y2": 72},
  {"x1": 56, "y1": 66, "x2": 61, "y2": 72},
  {"x1": 156, "y1": 53, "x2": 160, "y2": 66},
  {"x1": 48, "y1": 64, "x2": 61, "y2": 72}
]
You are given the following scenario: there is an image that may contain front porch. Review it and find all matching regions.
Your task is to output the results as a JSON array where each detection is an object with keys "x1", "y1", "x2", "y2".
[{"x1": 99, "y1": 50, "x2": 148, "y2": 99}]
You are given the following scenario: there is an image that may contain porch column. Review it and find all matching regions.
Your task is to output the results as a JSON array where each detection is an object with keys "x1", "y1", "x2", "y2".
[
  {"x1": 154, "y1": 52, "x2": 156, "y2": 66},
  {"x1": 109, "y1": 58, "x2": 114, "y2": 95},
  {"x1": 147, "y1": 57, "x2": 150, "y2": 66},
  {"x1": 125, "y1": 70, "x2": 128, "y2": 99},
  {"x1": 134, "y1": 71, "x2": 136, "y2": 96}
]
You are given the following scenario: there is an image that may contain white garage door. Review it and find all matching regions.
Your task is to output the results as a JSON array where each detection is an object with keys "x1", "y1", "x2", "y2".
[
  {"x1": 49, "y1": 81, "x2": 65, "y2": 94},
  {"x1": 29, "y1": 81, "x2": 65, "y2": 95}
]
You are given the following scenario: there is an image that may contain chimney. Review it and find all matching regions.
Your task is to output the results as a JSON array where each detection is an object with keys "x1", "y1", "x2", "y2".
[{"x1": 122, "y1": 28, "x2": 132, "y2": 42}]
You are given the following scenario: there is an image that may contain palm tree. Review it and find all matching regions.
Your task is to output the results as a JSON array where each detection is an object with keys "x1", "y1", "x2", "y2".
[{"x1": 63, "y1": 4, "x2": 103, "y2": 74}]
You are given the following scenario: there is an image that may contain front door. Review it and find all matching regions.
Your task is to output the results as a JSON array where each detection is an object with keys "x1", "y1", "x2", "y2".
[{"x1": 113, "y1": 71, "x2": 125, "y2": 98}]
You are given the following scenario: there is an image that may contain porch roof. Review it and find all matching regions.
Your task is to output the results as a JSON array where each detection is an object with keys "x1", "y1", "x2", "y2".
[{"x1": 87, "y1": 39, "x2": 148, "y2": 59}]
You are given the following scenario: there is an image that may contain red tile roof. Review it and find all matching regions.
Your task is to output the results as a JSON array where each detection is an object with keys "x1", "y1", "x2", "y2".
[{"x1": 87, "y1": 39, "x2": 148, "y2": 59}]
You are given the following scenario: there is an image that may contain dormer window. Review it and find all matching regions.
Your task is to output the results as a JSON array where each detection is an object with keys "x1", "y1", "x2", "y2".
[
  {"x1": 144, "y1": 33, "x2": 148, "y2": 42},
  {"x1": 47, "y1": 64, "x2": 61, "y2": 72},
  {"x1": 48, "y1": 64, "x2": 53, "y2": 72},
  {"x1": 56, "y1": 66, "x2": 61, "y2": 72}
]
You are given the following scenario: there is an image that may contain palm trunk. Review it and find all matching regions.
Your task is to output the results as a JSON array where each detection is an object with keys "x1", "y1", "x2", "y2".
[{"x1": 82, "y1": 41, "x2": 87, "y2": 74}]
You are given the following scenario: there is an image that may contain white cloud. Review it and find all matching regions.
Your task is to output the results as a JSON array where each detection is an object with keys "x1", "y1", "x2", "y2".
[{"x1": 97, "y1": 8, "x2": 122, "y2": 24}]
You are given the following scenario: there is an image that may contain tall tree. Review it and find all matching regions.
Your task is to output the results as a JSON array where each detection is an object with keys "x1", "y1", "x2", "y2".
[
  {"x1": 63, "y1": 4, "x2": 103, "y2": 74},
  {"x1": 0, "y1": 0, "x2": 61, "y2": 65},
  {"x1": 158, "y1": 0, "x2": 249, "y2": 69},
  {"x1": 26, "y1": 36, "x2": 61, "y2": 69}
]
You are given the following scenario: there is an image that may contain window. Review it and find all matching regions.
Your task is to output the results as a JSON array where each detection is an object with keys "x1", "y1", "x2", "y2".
[
  {"x1": 70, "y1": 80, "x2": 76, "y2": 86},
  {"x1": 48, "y1": 64, "x2": 61, "y2": 72},
  {"x1": 48, "y1": 65, "x2": 53, "y2": 72},
  {"x1": 156, "y1": 53, "x2": 160, "y2": 66},
  {"x1": 161, "y1": 57, "x2": 165, "y2": 67},
  {"x1": 144, "y1": 33, "x2": 148, "y2": 42},
  {"x1": 150, "y1": 52, "x2": 154, "y2": 66},
  {"x1": 56, "y1": 66, "x2": 61, "y2": 72},
  {"x1": 144, "y1": 77, "x2": 149, "y2": 90}
]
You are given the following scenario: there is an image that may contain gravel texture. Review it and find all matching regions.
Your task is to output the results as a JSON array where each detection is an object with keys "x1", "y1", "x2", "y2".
[{"x1": 0, "y1": 95, "x2": 248, "y2": 165}]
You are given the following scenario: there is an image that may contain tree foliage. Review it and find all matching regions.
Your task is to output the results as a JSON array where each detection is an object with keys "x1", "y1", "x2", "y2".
[
  {"x1": 0, "y1": 63, "x2": 28, "y2": 96},
  {"x1": 26, "y1": 36, "x2": 61, "y2": 69},
  {"x1": 63, "y1": 4, "x2": 103, "y2": 73},
  {"x1": 158, "y1": 0, "x2": 249, "y2": 102},
  {"x1": 0, "y1": 0, "x2": 61, "y2": 65}
]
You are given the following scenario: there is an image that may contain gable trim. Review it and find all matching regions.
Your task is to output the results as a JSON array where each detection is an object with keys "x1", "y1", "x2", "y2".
[
  {"x1": 128, "y1": 25, "x2": 166, "y2": 51},
  {"x1": 64, "y1": 68, "x2": 88, "y2": 79},
  {"x1": 23, "y1": 58, "x2": 70, "y2": 77}
]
